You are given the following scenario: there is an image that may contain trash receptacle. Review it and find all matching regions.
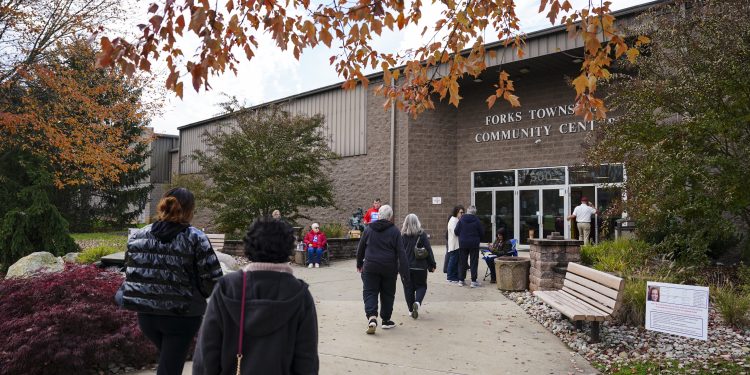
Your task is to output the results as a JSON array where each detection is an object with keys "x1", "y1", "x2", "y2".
[
  {"x1": 495, "y1": 256, "x2": 530, "y2": 291},
  {"x1": 615, "y1": 219, "x2": 637, "y2": 240}
]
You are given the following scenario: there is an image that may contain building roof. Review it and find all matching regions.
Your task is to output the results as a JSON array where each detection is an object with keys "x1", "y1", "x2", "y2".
[{"x1": 177, "y1": 0, "x2": 664, "y2": 131}]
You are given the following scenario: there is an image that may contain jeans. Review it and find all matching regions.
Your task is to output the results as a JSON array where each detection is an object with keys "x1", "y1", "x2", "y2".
[
  {"x1": 484, "y1": 255, "x2": 497, "y2": 281},
  {"x1": 403, "y1": 269, "x2": 428, "y2": 310},
  {"x1": 137, "y1": 313, "x2": 203, "y2": 375},
  {"x1": 361, "y1": 270, "x2": 397, "y2": 321},
  {"x1": 458, "y1": 247, "x2": 480, "y2": 282},
  {"x1": 446, "y1": 250, "x2": 459, "y2": 281},
  {"x1": 307, "y1": 247, "x2": 324, "y2": 264}
]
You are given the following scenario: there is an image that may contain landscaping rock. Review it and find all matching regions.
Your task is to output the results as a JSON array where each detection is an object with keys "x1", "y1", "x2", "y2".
[
  {"x1": 215, "y1": 250, "x2": 240, "y2": 275},
  {"x1": 63, "y1": 252, "x2": 80, "y2": 263},
  {"x1": 215, "y1": 251, "x2": 238, "y2": 270},
  {"x1": 6, "y1": 252, "x2": 64, "y2": 278},
  {"x1": 504, "y1": 290, "x2": 750, "y2": 373}
]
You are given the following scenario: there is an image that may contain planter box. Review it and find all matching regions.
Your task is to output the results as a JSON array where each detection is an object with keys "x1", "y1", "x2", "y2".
[
  {"x1": 327, "y1": 238, "x2": 359, "y2": 259},
  {"x1": 222, "y1": 240, "x2": 244, "y2": 256}
]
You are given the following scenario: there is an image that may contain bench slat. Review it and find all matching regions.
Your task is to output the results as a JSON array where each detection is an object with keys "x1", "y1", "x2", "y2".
[
  {"x1": 549, "y1": 290, "x2": 609, "y2": 320},
  {"x1": 563, "y1": 278, "x2": 617, "y2": 311},
  {"x1": 535, "y1": 291, "x2": 588, "y2": 320},
  {"x1": 206, "y1": 234, "x2": 225, "y2": 251},
  {"x1": 535, "y1": 291, "x2": 607, "y2": 321},
  {"x1": 566, "y1": 273, "x2": 620, "y2": 300},
  {"x1": 567, "y1": 262, "x2": 624, "y2": 291},
  {"x1": 562, "y1": 285, "x2": 614, "y2": 315}
]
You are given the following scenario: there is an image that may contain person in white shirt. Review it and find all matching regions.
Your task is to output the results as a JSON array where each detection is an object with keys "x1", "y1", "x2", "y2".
[{"x1": 567, "y1": 197, "x2": 597, "y2": 245}]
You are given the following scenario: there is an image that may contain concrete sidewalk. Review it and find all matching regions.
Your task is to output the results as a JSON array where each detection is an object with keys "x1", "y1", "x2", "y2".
[{"x1": 128, "y1": 246, "x2": 597, "y2": 374}]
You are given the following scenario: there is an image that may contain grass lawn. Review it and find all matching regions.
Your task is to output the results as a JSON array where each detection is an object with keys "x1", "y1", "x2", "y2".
[{"x1": 71, "y1": 232, "x2": 128, "y2": 251}]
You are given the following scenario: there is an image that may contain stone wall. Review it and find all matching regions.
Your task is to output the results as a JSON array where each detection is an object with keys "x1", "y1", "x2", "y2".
[{"x1": 528, "y1": 238, "x2": 582, "y2": 291}]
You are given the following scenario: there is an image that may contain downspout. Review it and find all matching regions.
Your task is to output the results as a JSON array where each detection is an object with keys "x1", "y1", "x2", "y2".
[{"x1": 389, "y1": 77, "x2": 396, "y2": 205}]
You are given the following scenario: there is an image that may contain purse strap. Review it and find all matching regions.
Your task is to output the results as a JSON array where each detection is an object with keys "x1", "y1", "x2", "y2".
[{"x1": 236, "y1": 271, "x2": 248, "y2": 375}]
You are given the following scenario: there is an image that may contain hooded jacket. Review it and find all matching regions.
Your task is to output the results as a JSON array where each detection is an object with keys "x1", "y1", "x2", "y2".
[
  {"x1": 454, "y1": 214, "x2": 485, "y2": 249},
  {"x1": 192, "y1": 267, "x2": 319, "y2": 375},
  {"x1": 123, "y1": 222, "x2": 223, "y2": 316},
  {"x1": 401, "y1": 231, "x2": 437, "y2": 271},
  {"x1": 355, "y1": 219, "x2": 408, "y2": 276}
]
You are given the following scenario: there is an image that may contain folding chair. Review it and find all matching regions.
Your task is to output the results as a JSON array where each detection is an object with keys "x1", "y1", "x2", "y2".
[
  {"x1": 305, "y1": 244, "x2": 330, "y2": 267},
  {"x1": 481, "y1": 247, "x2": 496, "y2": 281},
  {"x1": 481, "y1": 239, "x2": 518, "y2": 280}
]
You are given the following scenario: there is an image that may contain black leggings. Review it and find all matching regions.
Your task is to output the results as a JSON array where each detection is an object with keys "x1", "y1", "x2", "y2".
[
  {"x1": 404, "y1": 269, "x2": 428, "y2": 310},
  {"x1": 138, "y1": 313, "x2": 203, "y2": 375}
]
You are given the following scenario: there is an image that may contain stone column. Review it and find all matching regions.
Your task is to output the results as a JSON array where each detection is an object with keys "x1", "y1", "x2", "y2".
[{"x1": 528, "y1": 237, "x2": 582, "y2": 291}]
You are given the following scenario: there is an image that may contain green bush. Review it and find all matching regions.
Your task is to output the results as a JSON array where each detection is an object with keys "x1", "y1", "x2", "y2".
[
  {"x1": 77, "y1": 245, "x2": 121, "y2": 264},
  {"x1": 319, "y1": 223, "x2": 347, "y2": 238},
  {"x1": 712, "y1": 284, "x2": 750, "y2": 328},
  {"x1": 580, "y1": 239, "x2": 651, "y2": 275}
]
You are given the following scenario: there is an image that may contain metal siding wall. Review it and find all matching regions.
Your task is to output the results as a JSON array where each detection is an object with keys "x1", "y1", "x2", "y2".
[
  {"x1": 178, "y1": 85, "x2": 366, "y2": 174},
  {"x1": 150, "y1": 137, "x2": 177, "y2": 183}
]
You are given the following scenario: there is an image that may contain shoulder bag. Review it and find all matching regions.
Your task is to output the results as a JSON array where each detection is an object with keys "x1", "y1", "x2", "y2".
[{"x1": 414, "y1": 234, "x2": 429, "y2": 260}]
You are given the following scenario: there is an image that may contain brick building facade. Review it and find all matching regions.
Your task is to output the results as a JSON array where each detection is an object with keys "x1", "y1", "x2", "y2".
[{"x1": 173, "y1": 4, "x2": 653, "y2": 244}]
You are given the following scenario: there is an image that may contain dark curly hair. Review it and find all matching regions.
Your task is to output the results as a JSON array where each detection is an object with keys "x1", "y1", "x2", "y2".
[{"x1": 243, "y1": 216, "x2": 295, "y2": 263}]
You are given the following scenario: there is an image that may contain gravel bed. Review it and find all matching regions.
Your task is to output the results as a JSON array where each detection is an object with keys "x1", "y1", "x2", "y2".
[{"x1": 504, "y1": 291, "x2": 750, "y2": 373}]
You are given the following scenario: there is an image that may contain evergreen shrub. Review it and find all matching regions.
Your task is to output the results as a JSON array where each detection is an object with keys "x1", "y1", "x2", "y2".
[{"x1": 0, "y1": 265, "x2": 156, "y2": 374}]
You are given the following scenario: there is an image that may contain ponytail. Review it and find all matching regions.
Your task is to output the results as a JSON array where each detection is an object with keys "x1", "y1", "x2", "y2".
[{"x1": 157, "y1": 187, "x2": 195, "y2": 223}]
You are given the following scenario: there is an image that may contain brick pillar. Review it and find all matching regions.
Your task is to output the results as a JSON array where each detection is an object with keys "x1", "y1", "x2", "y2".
[{"x1": 528, "y1": 238, "x2": 582, "y2": 291}]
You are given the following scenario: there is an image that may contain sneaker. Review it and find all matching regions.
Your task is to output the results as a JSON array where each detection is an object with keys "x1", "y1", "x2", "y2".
[
  {"x1": 366, "y1": 317, "x2": 377, "y2": 334},
  {"x1": 411, "y1": 302, "x2": 420, "y2": 319},
  {"x1": 490, "y1": 279, "x2": 496, "y2": 284},
  {"x1": 307, "y1": 263, "x2": 313, "y2": 269},
  {"x1": 457, "y1": 280, "x2": 465, "y2": 287},
  {"x1": 447, "y1": 280, "x2": 458, "y2": 284},
  {"x1": 315, "y1": 263, "x2": 320, "y2": 268},
  {"x1": 381, "y1": 320, "x2": 396, "y2": 329},
  {"x1": 470, "y1": 281, "x2": 481, "y2": 288}
]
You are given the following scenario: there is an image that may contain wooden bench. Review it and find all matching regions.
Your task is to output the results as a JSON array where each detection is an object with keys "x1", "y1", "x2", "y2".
[
  {"x1": 534, "y1": 262, "x2": 625, "y2": 342},
  {"x1": 206, "y1": 233, "x2": 226, "y2": 252}
]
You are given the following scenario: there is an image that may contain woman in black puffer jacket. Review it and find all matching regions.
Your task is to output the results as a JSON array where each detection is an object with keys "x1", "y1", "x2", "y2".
[{"x1": 123, "y1": 187, "x2": 223, "y2": 375}]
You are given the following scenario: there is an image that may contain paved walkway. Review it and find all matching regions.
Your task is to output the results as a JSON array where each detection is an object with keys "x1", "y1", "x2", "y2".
[{"x1": 128, "y1": 246, "x2": 598, "y2": 374}]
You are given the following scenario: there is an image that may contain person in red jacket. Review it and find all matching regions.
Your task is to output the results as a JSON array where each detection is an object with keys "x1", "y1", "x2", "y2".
[
  {"x1": 363, "y1": 198, "x2": 382, "y2": 225},
  {"x1": 303, "y1": 223, "x2": 327, "y2": 268}
]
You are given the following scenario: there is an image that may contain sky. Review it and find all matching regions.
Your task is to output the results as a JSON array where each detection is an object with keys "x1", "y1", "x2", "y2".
[{"x1": 143, "y1": 0, "x2": 655, "y2": 135}]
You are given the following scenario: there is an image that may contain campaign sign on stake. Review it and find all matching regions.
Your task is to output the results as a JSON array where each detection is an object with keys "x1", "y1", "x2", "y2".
[{"x1": 645, "y1": 282, "x2": 709, "y2": 341}]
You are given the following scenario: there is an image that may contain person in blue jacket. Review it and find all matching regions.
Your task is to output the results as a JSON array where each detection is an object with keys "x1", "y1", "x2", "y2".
[{"x1": 454, "y1": 205, "x2": 485, "y2": 288}]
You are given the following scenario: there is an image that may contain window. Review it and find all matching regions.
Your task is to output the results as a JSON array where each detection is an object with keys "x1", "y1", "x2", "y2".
[
  {"x1": 569, "y1": 164, "x2": 624, "y2": 184},
  {"x1": 474, "y1": 171, "x2": 515, "y2": 188},
  {"x1": 517, "y1": 167, "x2": 565, "y2": 186}
]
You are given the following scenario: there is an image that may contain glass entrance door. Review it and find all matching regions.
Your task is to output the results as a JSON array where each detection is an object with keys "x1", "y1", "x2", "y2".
[
  {"x1": 473, "y1": 190, "x2": 514, "y2": 244},
  {"x1": 542, "y1": 189, "x2": 565, "y2": 238},
  {"x1": 494, "y1": 191, "x2": 514, "y2": 240},
  {"x1": 519, "y1": 190, "x2": 539, "y2": 245},
  {"x1": 520, "y1": 188, "x2": 565, "y2": 245}
]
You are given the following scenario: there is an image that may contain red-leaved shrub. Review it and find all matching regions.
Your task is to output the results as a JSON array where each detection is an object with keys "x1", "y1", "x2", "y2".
[{"x1": 0, "y1": 264, "x2": 157, "y2": 374}]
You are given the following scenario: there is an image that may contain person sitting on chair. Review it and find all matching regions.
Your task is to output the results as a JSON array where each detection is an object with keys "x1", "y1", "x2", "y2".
[
  {"x1": 303, "y1": 223, "x2": 327, "y2": 268},
  {"x1": 484, "y1": 228, "x2": 514, "y2": 284}
]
